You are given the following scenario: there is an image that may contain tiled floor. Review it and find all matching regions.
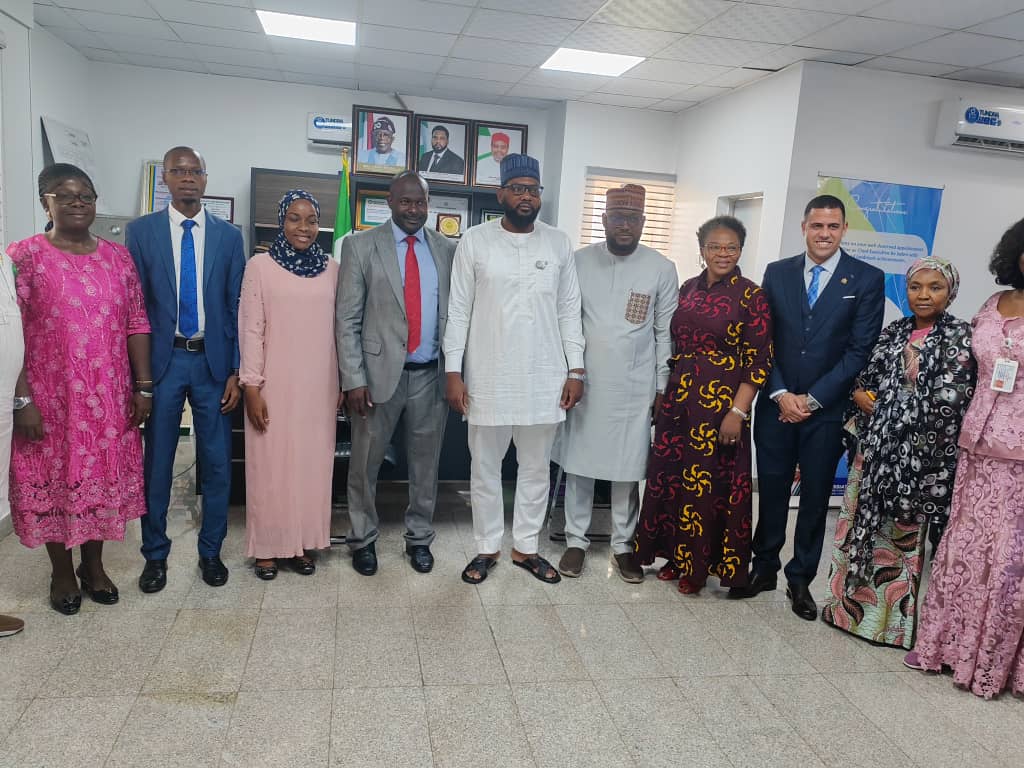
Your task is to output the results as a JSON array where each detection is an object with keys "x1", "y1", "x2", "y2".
[{"x1": 0, "y1": 444, "x2": 1021, "y2": 768}]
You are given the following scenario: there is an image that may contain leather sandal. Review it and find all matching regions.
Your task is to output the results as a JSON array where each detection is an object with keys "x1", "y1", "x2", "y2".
[
  {"x1": 461, "y1": 555, "x2": 497, "y2": 584},
  {"x1": 513, "y1": 555, "x2": 561, "y2": 584}
]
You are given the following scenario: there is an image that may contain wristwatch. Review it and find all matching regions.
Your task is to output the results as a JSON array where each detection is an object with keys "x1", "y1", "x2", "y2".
[
  {"x1": 567, "y1": 371, "x2": 586, "y2": 382},
  {"x1": 13, "y1": 396, "x2": 32, "y2": 411}
]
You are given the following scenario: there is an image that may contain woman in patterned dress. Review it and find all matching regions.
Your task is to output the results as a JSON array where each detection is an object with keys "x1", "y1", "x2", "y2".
[
  {"x1": 905, "y1": 219, "x2": 1024, "y2": 698},
  {"x1": 8, "y1": 164, "x2": 152, "y2": 615},
  {"x1": 821, "y1": 258, "x2": 974, "y2": 649},
  {"x1": 634, "y1": 216, "x2": 772, "y2": 595}
]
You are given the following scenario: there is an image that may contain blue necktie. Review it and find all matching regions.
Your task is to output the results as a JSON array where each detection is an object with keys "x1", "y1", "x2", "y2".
[
  {"x1": 807, "y1": 264, "x2": 825, "y2": 308},
  {"x1": 179, "y1": 219, "x2": 199, "y2": 338}
]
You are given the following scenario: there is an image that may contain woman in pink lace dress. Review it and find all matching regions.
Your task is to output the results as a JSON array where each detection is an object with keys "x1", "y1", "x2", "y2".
[
  {"x1": 906, "y1": 218, "x2": 1024, "y2": 698},
  {"x1": 8, "y1": 164, "x2": 152, "y2": 615}
]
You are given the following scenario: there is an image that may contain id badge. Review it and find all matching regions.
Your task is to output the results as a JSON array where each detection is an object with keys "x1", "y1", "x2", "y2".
[{"x1": 990, "y1": 358, "x2": 1018, "y2": 393}]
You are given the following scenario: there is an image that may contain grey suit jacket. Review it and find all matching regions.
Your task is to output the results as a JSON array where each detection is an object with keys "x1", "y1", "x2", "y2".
[{"x1": 336, "y1": 219, "x2": 456, "y2": 404}]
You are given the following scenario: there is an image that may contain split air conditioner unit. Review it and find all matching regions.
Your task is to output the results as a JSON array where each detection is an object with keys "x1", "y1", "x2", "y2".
[
  {"x1": 936, "y1": 98, "x2": 1024, "y2": 155},
  {"x1": 307, "y1": 113, "x2": 352, "y2": 147}
]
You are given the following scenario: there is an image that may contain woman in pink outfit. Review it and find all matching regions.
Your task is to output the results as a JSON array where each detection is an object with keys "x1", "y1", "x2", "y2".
[
  {"x1": 906, "y1": 217, "x2": 1024, "y2": 698},
  {"x1": 8, "y1": 164, "x2": 152, "y2": 615},
  {"x1": 239, "y1": 190, "x2": 340, "y2": 580}
]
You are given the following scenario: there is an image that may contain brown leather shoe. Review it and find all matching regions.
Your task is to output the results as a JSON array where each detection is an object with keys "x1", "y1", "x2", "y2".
[
  {"x1": 558, "y1": 547, "x2": 586, "y2": 578},
  {"x1": 613, "y1": 553, "x2": 644, "y2": 584},
  {"x1": 0, "y1": 614, "x2": 25, "y2": 637}
]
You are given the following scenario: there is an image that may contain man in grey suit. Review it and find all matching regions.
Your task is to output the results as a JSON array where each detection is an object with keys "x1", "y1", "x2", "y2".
[{"x1": 336, "y1": 171, "x2": 456, "y2": 575}]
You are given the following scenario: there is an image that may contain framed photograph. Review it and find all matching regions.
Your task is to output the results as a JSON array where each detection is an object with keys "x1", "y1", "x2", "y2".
[
  {"x1": 414, "y1": 116, "x2": 470, "y2": 186},
  {"x1": 201, "y1": 195, "x2": 234, "y2": 222},
  {"x1": 355, "y1": 189, "x2": 391, "y2": 230},
  {"x1": 352, "y1": 105, "x2": 413, "y2": 177},
  {"x1": 472, "y1": 122, "x2": 528, "y2": 189},
  {"x1": 480, "y1": 209, "x2": 503, "y2": 224}
]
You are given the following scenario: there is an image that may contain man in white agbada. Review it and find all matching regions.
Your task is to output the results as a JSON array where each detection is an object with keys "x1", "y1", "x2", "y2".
[
  {"x1": 444, "y1": 153, "x2": 585, "y2": 585},
  {"x1": 554, "y1": 184, "x2": 678, "y2": 583}
]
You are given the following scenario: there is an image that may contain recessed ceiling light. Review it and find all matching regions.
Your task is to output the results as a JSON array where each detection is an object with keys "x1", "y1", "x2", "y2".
[
  {"x1": 256, "y1": 10, "x2": 356, "y2": 46},
  {"x1": 541, "y1": 48, "x2": 644, "y2": 77}
]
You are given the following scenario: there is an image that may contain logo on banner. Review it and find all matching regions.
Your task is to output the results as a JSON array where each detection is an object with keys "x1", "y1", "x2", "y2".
[
  {"x1": 312, "y1": 116, "x2": 347, "y2": 131},
  {"x1": 965, "y1": 106, "x2": 1001, "y2": 127}
]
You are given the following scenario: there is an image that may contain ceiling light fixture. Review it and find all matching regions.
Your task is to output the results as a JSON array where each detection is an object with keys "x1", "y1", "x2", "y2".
[
  {"x1": 541, "y1": 47, "x2": 644, "y2": 77},
  {"x1": 256, "y1": 10, "x2": 356, "y2": 46}
]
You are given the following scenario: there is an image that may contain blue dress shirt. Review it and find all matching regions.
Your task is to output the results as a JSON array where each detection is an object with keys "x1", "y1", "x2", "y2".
[{"x1": 392, "y1": 222, "x2": 439, "y2": 364}]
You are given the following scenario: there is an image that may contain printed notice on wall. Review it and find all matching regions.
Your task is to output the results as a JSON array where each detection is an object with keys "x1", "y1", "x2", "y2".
[{"x1": 41, "y1": 116, "x2": 108, "y2": 213}]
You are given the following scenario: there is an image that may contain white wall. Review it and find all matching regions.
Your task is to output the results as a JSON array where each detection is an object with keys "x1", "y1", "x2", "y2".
[
  {"x1": 1, "y1": 6, "x2": 35, "y2": 247},
  {"x1": 84, "y1": 62, "x2": 551, "y2": 249},
  {"x1": 785, "y1": 62, "x2": 1024, "y2": 319},
  {"x1": 554, "y1": 100, "x2": 678, "y2": 252},
  {"x1": 671, "y1": 65, "x2": 804, "y2": 284},
  {"x1": 29, "y1": 26, "x2": 93, "y2": 233}
]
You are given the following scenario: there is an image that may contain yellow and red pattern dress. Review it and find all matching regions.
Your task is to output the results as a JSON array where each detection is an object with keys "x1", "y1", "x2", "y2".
[{"x1": 635, "y1": 269, "x2": 772, "y2": 589}]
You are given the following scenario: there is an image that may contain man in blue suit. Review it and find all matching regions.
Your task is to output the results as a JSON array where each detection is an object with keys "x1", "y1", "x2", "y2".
[
  {"x1": 739, "y1": 195, "x2": 884, "y2": 620},
  {"x1": 127, "y1": 146, "x2": 244, "y2": 592}
]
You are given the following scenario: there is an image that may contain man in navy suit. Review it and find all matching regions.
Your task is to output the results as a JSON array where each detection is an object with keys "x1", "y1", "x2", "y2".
[
  {"x1": 738, "y1": 195, "x2": 884, "y2": 620},
  {"x1": 127, "y1": 146, "x2": 244, "y2": 592}
]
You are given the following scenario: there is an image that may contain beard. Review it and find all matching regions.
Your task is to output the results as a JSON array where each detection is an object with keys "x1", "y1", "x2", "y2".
[{"x1": 502, "y1": 202, "x2": 540, "y2": 230}]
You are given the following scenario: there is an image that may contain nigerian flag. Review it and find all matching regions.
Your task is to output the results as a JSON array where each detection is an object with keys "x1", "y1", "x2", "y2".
[{"x1": 332, "y1": 149, "x2": 353, "y2": 260}]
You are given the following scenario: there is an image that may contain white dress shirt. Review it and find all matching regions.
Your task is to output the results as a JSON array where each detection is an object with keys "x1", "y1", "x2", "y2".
[
  {"x1": 167, "y1": 204, "x2": 207, "y2": 338},
  {"x1": 444, "y1": 219, "x2": 585, "y2": 426},
  {"x1": 803, "y1": 248, "x2": 841, "y2": 296}
]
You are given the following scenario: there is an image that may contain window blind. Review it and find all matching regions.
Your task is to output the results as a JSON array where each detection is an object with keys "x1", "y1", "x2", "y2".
[{"x1": 579, "y1": 169, "x2": 676, "y2": 255}]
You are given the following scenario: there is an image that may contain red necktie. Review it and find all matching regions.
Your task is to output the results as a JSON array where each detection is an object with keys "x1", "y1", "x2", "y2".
[{"x1": 404, "y1": 235, "x2": 421, "y2": 354}]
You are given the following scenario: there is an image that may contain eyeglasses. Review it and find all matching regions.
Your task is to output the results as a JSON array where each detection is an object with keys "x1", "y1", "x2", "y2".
[
  {"x1": 43, "y1": 192, "x2": 97, "y2": 205},
  {"x1": 502, "y1": 184, "x2": 543, "y2": 197},
  {"x1": 703, "y1": 243, "x2": 740, "y2": 256},
  {"x1": 607, "y1": 213, "x2": 643, "y2": 226},
  {"x1": 164, "y1": 168, "x2": 207, "y2": 178}
]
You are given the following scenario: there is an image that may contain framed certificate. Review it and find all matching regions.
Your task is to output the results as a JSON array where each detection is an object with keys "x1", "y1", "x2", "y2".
[{"x1": 355, "y1": 189, "x2": 390, "y2": 230}]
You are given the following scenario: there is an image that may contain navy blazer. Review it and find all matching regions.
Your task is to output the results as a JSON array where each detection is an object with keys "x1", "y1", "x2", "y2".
[
  {"x1": 126, "y1": 208, "x2": 245, "y2": 384},
  {"x1": 759, "y1": 249, "x2": 884, "y2": 420}
]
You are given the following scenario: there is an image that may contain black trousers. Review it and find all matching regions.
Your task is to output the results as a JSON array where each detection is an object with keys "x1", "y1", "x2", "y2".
[{"x1": 751, "y1": 399, "x2": 845, "y2": 586}]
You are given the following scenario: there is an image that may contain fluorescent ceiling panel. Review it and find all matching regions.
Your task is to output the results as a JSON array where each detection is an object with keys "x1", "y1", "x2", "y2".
[
  {"x1": 541, "y1": 47, "x2": 644, "y2": 76},
  {"x1": 256, "y1": 9, "x2": 356, "y2": 46}
]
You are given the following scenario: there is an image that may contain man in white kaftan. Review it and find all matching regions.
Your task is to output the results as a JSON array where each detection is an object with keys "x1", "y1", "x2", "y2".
[
  {"x1": 555, "y1": 185, "x2": 678, "y2": 582},
  {"x1": 444, "y1": 153, "x2": 585, "y2": 585}
]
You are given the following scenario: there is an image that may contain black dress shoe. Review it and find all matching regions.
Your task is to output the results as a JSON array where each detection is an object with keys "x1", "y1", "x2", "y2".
[
  {"x1": 731, "y1": 571, "x2": 777, "y2": 599},
  {"x1": 786, "y1": 581, "x2": 818, "y2": 621},
  {"x1": 49, "y1": 579, "x2": 81, "y2": 616},
  {"x1": 198, "y1": 556, "x2": 229, "y2": 587},
  {"x1": 139, "y1": 559, "x2": 168, "y2": 594},
  {"x1": 406, "y1": 544, "x2": 434, "y2": 573},
  {"x1": 351, "y1": 542, "x2": 377, "y2": 576},
  {"x1": 76, "y1": 566, "x2": 119, "y2": 605}
]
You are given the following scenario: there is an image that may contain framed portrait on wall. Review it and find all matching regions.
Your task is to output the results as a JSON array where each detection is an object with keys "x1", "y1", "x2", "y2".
[
  {"x1": 472, "y1": 122, "x2": 527, "y2": 188},
  {"x1": 352, "y1": 105, "x2": 413, "y2": 177},
  {"x1": 414, "y1": 116, "x2": 470, "y2": 186}
]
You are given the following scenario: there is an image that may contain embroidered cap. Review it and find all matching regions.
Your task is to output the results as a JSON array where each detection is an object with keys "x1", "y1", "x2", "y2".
[
  {"x1": 500, "y1": 153, "x2": 540, "y2": 186},
  {"x1": 606, "y1": 184, "x2": 645, "y2": 212}
]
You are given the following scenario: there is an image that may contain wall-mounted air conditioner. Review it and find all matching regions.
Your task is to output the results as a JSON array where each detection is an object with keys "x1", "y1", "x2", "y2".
[
  {"x1": 307, "y1": 113, "x2": 352, "y2": 148},
  {"x1": 936, "y1": 98, "x2": 1024, "y2": 155}
]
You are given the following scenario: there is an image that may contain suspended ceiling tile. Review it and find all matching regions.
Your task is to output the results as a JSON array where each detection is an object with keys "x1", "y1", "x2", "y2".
[
  {"x1": 449, "y1": 36, "x2": 557, "y2": 67},
  {"x1": 967, "y1": 11, "x2": 1024, "y2": 41},
  {"x1": 274, "y1": 54, "x2": 356, "y2": 76},
  {"x1": 461, "y1": 9, "x2": 581, "y2": 45},
  {"x1": 65, "y1": 9, "x2": 178, "y2": 38},
  {"x1": 941, "y1": 67, "x2": 1024, "y2": 86},
  {"x1": 597, "y1": 78, "x2": 693, "y2": 98},
  {"x1": 863, "y1": 0, "x2": 1024, "y2": 30},
  {"x1": 94, "y1": 33, "x2": 200, "y2": 58},
  {"x1": 562, "y1": 22, "x2": 681, "y2": 57},
  {"x1": 77, "y1": 46, "x2": 127, "y2": 63},
  {"x1": 658, "y1": 35, "x2": 779, "y2": 67},
  {"x1": 34, "y1": 3, "x2": 81, "y2": 27},
  {"x1": 266, "y1": 36, "x2": 359, "y2": 59},
  {"x1": 170, "y1": 22, "x2": 272, "y2": 51},
  {"x1": 578, "y1": 92, "x2": 662, "y2": 108},
  {"x1": 696, "y1": 3, "x2": 844, "y2": 44},
  {"x1": 356, "y1": 48, "x2": 446, "y2": 74},
  {"x1": 796, "y1": 16, "x2": 947, "y2": 55},
  {"x1": 594, "y1": 0, "x2": 735, "y2": 34},
  {"x1": 53, "y1": 0, "x2": 158, "y2": 18},
  {"x1": 198, "y1": 45, "x2": 276, "y2": 68},
  {"x1": 358, "y1": 24, "x2": 457, "y2": 56},
  {"x1": 440, "y1": 58, "x2": 532, "y2": 84},
  {"x1": 356, "y1": 63, "x2": 438, "y2": 88},
  {"x1": 985, "y1": 54, "x2": 1024, "y2": 75},
  {"x1": 648, "y1": 98, "x2": 700, "y2": 111},
  {"x1": 623, "y1": 58, "x2": 732, "y2": 84},
  {"x1": 753, "y1": 0, "x2": 880, "y2": 12},
  {"x1": 431, "y1": 75, "x2": 511, "y2": 96},
  {"x1": 892, "y1": 31, "x2": 1024, "y2": 67},
  {"x1": 519, "y1": 69, "x2": 613, "y2": 92},
  {"x1": 119, "y1": 53, "x2": 211, "y2": 73},
  {"x1": 206, "y1": 62, "x2": 285, "y2": 80},
  {"x1": 479, "y1": 0, "x2": 606, "y2": 20},
  {"x1": 43, "y1": 25, "x2": 109, "y2": 48},
  {"x1": 360, "y1": 0, "x2": 474, "y2": 35},
  {"x1": 673, "y1": 83, "x2": 733, "y2": 100},
  {"x1": 507, "y1": 83, "x2": 587, "y2": 101},
  {"x1": 254, "y1": 0, "x2": 359, "y2": 21},
  {"x1": 856, "y1": 56, "x2": 962, "y2": 76},
  {"x1": 147, "y1": 0, "x2": 261, "y2": 32},
  {"x1": 703, "y1": 66, "x2": 770, "y2": 87},
  {"x1": 279, "y1": 71, "x2": 358, "y2": 89}
]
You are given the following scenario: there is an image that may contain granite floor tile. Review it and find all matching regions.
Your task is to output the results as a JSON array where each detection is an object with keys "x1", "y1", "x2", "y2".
[
  {"x1": 1, "y1": 695, "x2": 134, "y2": 768},
  {"x1": 143, "y1": 609, "x2": 258, "y2": 693},
  {"x1": 337, "y1": 559, "x2": 412, "y2": 608},
  {"x1": 555, "y1": 603, "x2": 664, "y2": 679},
  {"x1": 105, "y1": 692, "x2": 235, "y2": 768},
  {"x1": 425, "y1": 684, "x2": 536, "y2": 768},
  {"x1": 413, "y1": 603, "x2": 506, "y2": 686},
  {"x1": 220, "y1": 689, "x2": 332, "y2": 768},
  {"x1": 241, "y1": 608, "x2": 336, "y2": 691},
  {"x1": 514, "y1": 681, "x2": 634, "y2": 768},
  {"x1": 330, "y1": 687, "x2": 432, "y2": 768},
  {"x1": 486, "y1": 604, "x2": 588, "y2": 683},
  {"x1": 0, "y1": 611, "x2": 83, "y2": 699},
  {"x1": 0, "y1": 698, "x2": 30, "y2": 743},
  {"x1": 623, "y1": 602, "x2": 734, "y2": 678},
  {"x1": 334, "y1": 606, "x2": 422, "y2": 688}
]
